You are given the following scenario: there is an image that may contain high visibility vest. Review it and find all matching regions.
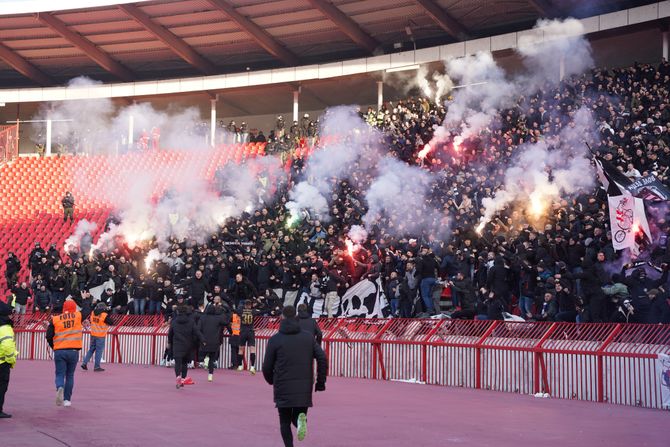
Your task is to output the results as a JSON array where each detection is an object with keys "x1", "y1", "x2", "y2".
[
  {"x1": 90, "y1": 312, "x2": 109, "y2": 338},
  {"x1": 231, "y1": 314, "x2": 241, "y2": 336},
  {"x1": 0, "y1": 324, "x2": 17, "y2": 367},
  {"x1": 52, "y1": 312, "x2": 83, "y2": 350}
]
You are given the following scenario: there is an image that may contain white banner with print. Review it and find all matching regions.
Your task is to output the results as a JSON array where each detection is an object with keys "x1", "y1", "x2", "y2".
[{"x1": 657, "y1": 353, "x2": 670, "y2": 410}]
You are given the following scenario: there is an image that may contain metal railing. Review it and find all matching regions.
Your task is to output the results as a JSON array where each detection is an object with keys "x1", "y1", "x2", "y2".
[{"x1": 12, "y1": 314, "x2": 670, "y2": 410}]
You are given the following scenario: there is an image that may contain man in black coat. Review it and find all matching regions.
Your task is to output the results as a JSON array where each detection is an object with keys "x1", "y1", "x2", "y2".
[
  {"x1": 198, "y1": 301, "x2": 230, "y2": 382},
  {"x1": 263, "y1": 306, "x2": 327, "y2": 447},
  {"x1": 168, "y1": 305, "x2": 203, "y2": 389},
  {"x1": 297, "y1": 303, "x2": 323, "y2": 344}
]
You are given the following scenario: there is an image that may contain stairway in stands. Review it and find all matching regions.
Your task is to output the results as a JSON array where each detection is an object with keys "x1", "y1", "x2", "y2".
[{"x1": 0, "y1": 143, "x2": 267, "y2": 291}]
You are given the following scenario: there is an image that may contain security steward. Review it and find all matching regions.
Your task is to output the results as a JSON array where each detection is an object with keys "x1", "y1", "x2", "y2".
[
  {"x1": 46, "y1": 298, "x2": 91, "y2": 407},
  {"x1": 0, "y1": 294, "x2": 18, "y2": 418},
  {"x1": 81, "y1": 303, "x2": 114, "y2": 372},
  {"x1": 229, "y1": 311, "x2": 241, "y2": 369}
]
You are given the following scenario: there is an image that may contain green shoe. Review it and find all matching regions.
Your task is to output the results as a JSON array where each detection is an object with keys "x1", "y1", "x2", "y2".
[{"x1": 297, "y1": 412, "x2": 307, "y2": 441}]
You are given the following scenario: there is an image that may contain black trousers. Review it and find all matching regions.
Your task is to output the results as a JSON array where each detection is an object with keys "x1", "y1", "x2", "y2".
[
  {"x1": 206, "y1": 351, "x2": 219, "y2": 374},
  {"x1": 0, "y1": 362, "x2": 10, "y2": 413},
  {"x1": 278, "y1": 407, "x2": 308, "y2": 447},
  {"x1": 173, "y1": 356, "x2": 188, "y2": 379}
]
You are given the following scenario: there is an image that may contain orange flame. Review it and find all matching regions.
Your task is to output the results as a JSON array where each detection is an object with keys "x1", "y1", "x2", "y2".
[{"x1": 345, "y1": 239, "x2": 355, "y2": 257}]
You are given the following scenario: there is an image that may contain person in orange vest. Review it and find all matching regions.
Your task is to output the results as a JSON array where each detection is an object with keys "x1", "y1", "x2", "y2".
[
  {"x1": 46, "y1": 298, "x2": 91, "y2": 407},
  {"x1": 81, "y1": 303, "x2": 114, "y2": 372},
  {"x1": 228, "y1": 312, "x2": 241, "y2": 370}
]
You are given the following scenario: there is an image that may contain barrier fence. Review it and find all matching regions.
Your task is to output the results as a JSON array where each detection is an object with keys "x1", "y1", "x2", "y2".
[{"x1": 11, "y1": 314, "x2": 670, "y2": 410}]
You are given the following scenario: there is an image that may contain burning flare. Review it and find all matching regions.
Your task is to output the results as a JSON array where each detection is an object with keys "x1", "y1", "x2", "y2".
[
  {"x1": 345, "y1": 239, "x2": 356, "y2": 257},
  {"x1": 418, "y1": 144, "x2": 433, "y2": 160}
]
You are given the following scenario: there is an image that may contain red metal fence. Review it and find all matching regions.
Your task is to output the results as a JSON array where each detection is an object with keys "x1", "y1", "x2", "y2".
[{"x1": 12, "y1": 315, "x2": 670, "y2": 410}]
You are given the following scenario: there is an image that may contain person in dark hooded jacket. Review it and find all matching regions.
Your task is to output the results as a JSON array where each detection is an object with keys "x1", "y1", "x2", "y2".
[
  {"x1": 297, "y1": 303, "x2": 323, "y2": 345},
  {"x1": 168, "y1": 305, "x2": 204, "y2": 388},
  {"x1": 198, "y1": 301, "x2": 230, "y2": 382},
  {"x1": 486, "y1": 256, "x2": 510, "y2": 305},
  {"x1": 263, "y1": 306, "x2": 327, "y2": 447},
  {"x1": 620, "y1": 264, "x2": 669, "y2": 299}
]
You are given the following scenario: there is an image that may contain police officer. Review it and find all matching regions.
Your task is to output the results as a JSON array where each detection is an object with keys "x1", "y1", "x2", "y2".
[
  {"x1": 0, "y1": 295, "x2": 18, "y2": 418},
  {"x1": 46, "y1": 298, "x2": 91, "y2": 407},
  {"x1": 81, "y1": 303, "x2": 114, "y2": 372}
]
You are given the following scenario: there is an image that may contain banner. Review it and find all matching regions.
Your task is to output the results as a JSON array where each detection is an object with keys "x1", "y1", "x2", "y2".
[
  {"x1": 607, "y1": 192, "x2": 651, "y2": 251},
  {"x1": 90, "y1": 279, "x2": 114, "y2": 302},
  {"x1": 657, "y1": 353, "x2": 670, "y2": 410},
  {"x1": 338, "y1": 278, "x2": 390, "y2": 318},
  {"x1": 625, "y1": 175, "x2": 670, "y2": 202},
  {"x1": 295, "y1": 292, "x2": 325, "y2": 318}
]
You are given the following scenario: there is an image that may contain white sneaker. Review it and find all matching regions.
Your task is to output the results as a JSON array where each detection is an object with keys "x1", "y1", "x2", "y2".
[
  {"x1": 101, "y1": 358, "x2": 106, "y2": 363},
  {"x1": 236, "y1": 365, "x2": 244, "y2": 371},
  {"x1": 159, "y1": 359, "x2": 166, "y2": 367},
  {"x1": 208, "y1": 373, "x2": 213, "y2": 382},
  {"x1": 249, "y1": 366, "x2": 256, "y2": 375},
  {"x1": 63, "y1": 400, "x2": 72, "y2": 407},
  {"x1": 56, "y1": 387, "x2": 64, "y2": 406},
  {"x1": 188, "y1": 361, "x2": 194, "y2": 369}
]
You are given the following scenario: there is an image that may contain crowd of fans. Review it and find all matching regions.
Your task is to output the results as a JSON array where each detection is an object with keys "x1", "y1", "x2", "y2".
[{"x1": 4, "y1": 60, "x2": 670, "y2": 325}]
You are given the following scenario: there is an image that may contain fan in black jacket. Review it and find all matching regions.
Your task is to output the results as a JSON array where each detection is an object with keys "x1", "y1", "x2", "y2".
[
  {"x1": 168, "y1": 306, "x2": 203, "y2": 388},
  {"x1": 263, "y1": 306, "x2": 327, "y2": 447},
  {"x1": 297, "y1": 304, "x2": 323, "y2": 344},
  {"x1": 197, "y1": 302, "x2": 230, "y2": 381}
]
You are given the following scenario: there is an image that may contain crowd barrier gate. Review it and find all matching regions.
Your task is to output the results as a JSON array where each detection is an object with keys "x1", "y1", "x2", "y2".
[{"x1": 11, "y1": 314, "x2": 670, "y2": 410}]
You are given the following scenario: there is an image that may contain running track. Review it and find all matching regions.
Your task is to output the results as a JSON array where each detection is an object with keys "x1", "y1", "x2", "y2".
[{"x1": 1, "y1": 361, "x2": 666, "y2": 447}]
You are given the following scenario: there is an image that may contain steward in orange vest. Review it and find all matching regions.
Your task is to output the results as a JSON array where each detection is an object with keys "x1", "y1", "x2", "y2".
[
  {"x1": 81, "y1": 303, "x2": 114, "y2": 372},
  {"x1": 229, "y1": 313, "x2": 241, "y2": 369},
  {"x1": 46, "y1": 297, "x2": 92, "y2": 407}
]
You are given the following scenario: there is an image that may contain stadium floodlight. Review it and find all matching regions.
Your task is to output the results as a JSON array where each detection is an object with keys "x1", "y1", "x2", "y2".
[{"x1": 385, "y1": 64, "x2": 420, "y2": 73}]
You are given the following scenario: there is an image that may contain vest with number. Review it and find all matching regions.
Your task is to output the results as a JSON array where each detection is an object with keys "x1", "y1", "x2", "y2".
[
  {"x1": 52, "y1": 312, "x2": 83, "y2": 350},
  {"x1": 231, "y1": 314, "x2": 241, "y2": 336},
  {"x1": 0, "y1": 324, "x2": 17, "y2": 367},
  {"x1": 90, "y1": 312, "x2": 109, "y2": 338}
]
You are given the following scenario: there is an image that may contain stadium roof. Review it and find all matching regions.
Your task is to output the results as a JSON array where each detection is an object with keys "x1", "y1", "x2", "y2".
[{"x1": 0, "y1": 0, "x2": 660, "y2": 88}]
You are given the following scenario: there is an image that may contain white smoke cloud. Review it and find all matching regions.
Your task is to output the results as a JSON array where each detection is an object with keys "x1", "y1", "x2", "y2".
[
  {"x1": 347, "y1": 225, "x2": 368, "y2": 244},
  {"x1": 285, "y1": 106, "x2": 382, "y2": 220},
  {"x1": 477, "y1": 107, "x2": 597, "y2": 229},
  {"x1": 362, "y1": 157, "x2": 448, "y2": 238},
  {"x1": 64, "y1": 219, "x2": 98, "y2": 253}
]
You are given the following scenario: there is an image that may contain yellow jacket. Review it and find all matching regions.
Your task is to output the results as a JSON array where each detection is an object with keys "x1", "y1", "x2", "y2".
[{"x1": 0, "y1": 324, "x2": 18, "y2": 368}]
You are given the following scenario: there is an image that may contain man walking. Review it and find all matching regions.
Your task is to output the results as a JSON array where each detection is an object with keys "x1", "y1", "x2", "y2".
[
  {"x1": 81, "y1": 303, "x2": 114, "y2": 372},
  {"x1": 46, "y1": 298, "x2": 91, "y2": 407},
  {"x1": 263, "y1": 306, "x2": 327, "y2": 447},
  {"x1": 0, "y1": 295, "x2": 18, "y2": 418}
]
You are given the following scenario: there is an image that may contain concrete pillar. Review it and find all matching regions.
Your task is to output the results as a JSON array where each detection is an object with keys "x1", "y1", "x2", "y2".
[
  {"x1": 210, "y1": 98, "x2": 217, "y2": 148},
  {"x1": 128, "y1": 114, "x2": 134, "y2": 150},
  {"x1": 559, "y1": 55, "x2": 565, "y2": 81},
  {"x1": 663, "y1": 30, "x2": 669, "y2": 61},
  {"x1": 45, "y1": 118, "x2": 52, "y2": 156},
  {"x1": 377, "y1": 81, "x2": 383, "y2": 110},
  {"x1": 292, "y1": 90, "x2": 299, "y2": 122}
]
